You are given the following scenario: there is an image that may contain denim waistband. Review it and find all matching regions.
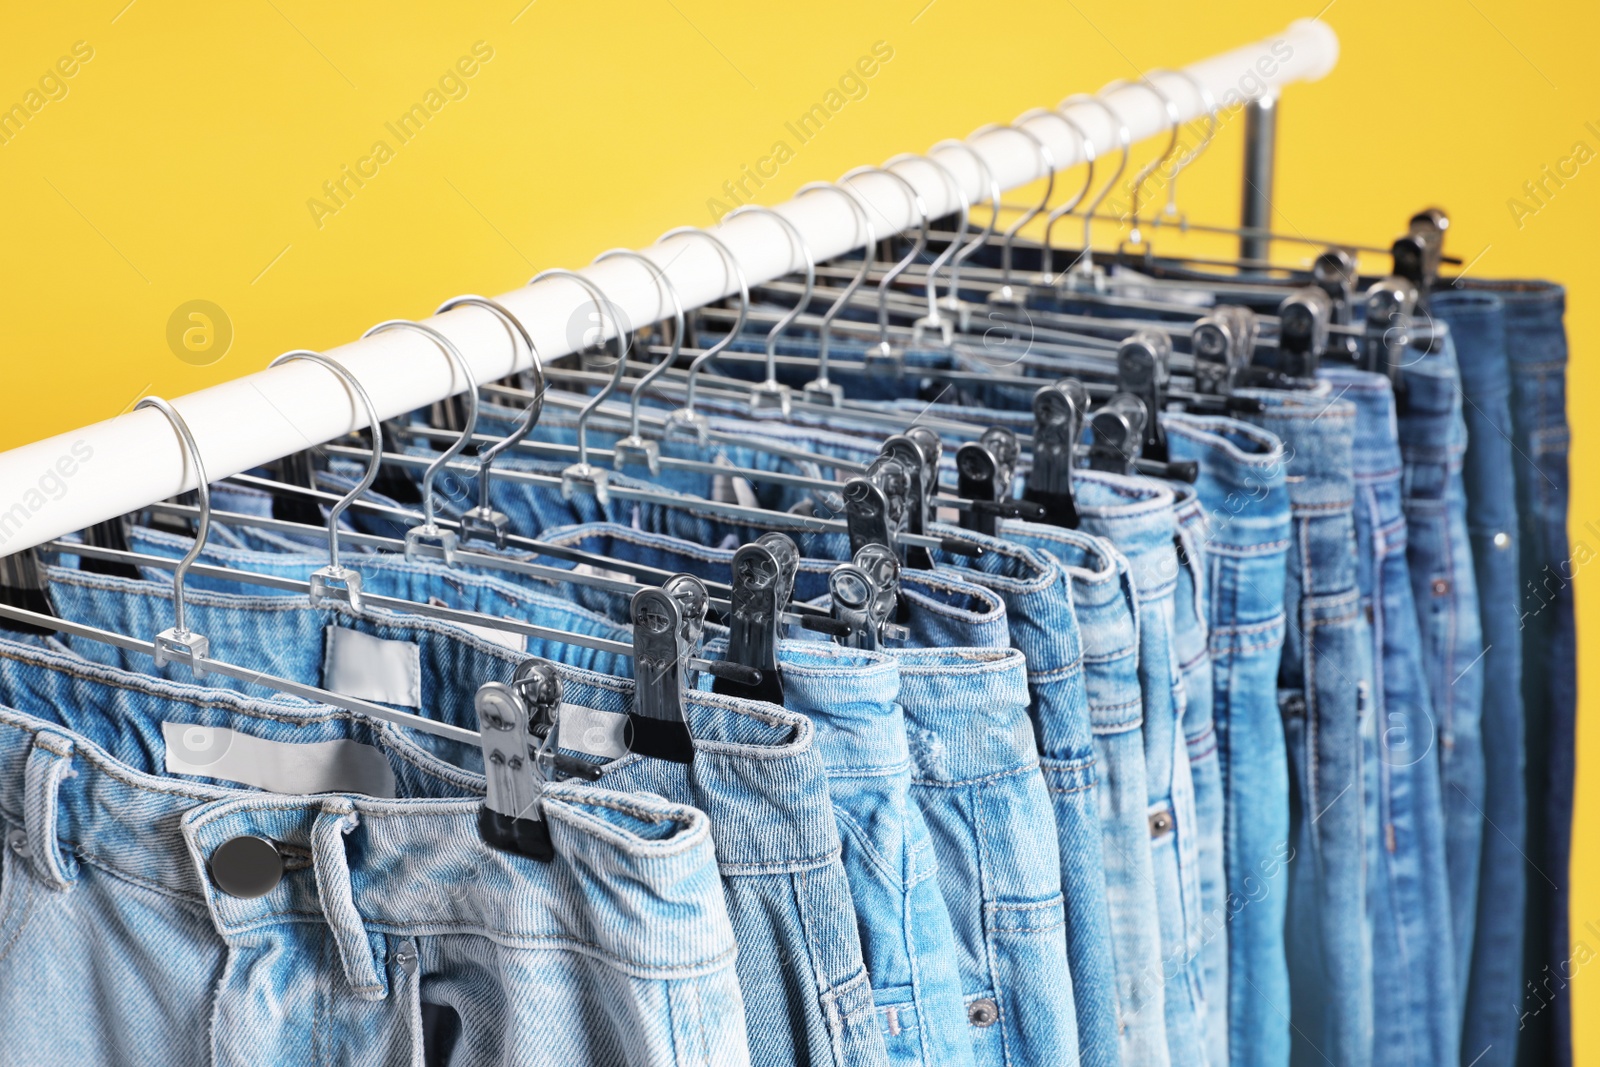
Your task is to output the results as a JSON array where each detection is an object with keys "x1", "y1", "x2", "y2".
[
  {"x1": 722, "y1": 640, "x2": 906, "y2": 778},
  {"x1": 0, "y1": 640, "x2": 735, "y2": 980},
  {"x1": 1318, "y1": 368, "x2": 1404, "y2": 484},
  {"x1": 893, "y1": 647, "x2": 1036, "y2": 784},
  {"x1": 1162, "y1": 413, "x2": 1291, "y2": 555},
  {"x1": 1070, "y1": 469, "x2": 1179, "y2": 599},
  {"x1": 1237, "y1": 385, "x2": 1357, "y2": 512},
  {"x1": 1430, "y1": 291, "x2": 1510, "y2": 405}
]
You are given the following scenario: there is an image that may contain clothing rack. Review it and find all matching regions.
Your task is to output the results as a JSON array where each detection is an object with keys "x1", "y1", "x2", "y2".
[{"x1": 0, "y1": 20, "x2": 1337, "y2": 558}]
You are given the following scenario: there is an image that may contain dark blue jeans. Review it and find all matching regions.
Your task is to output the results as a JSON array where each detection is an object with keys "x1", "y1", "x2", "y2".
[
  {"x1": 1429, "y1": 289, "x2": 1526, "y2": 1067},
  {"x1": 1453, "y1": 278, "x2": 1574, "y2": 1067}
]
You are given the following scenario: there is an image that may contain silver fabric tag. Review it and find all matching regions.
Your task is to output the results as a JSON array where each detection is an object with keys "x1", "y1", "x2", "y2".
[
  {"x1": 162, "y1": 722, "x2": 397, "y2": 797},
  {"x1": 557, "y1": 704, "x2": 631, "y2": 761},
  {"x1": 323, "y1": 627, "x2": 422, "y2": 708}
]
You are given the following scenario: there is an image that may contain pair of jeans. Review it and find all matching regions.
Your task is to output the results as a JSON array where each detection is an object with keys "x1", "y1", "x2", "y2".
[
  {"x1": 1451, "y1": 279, "x2": 1574, "y2": 1067},
  {"x1": 0, "y1": 636, "x2": 750, "y2": 1067},
  {"x1": 567, "y1": 497, "x2": 1115, "y2": 1067},
  {"x1": 1397, "y1": 326, "x2": 1486, "y2": 1011},
  {"x1": 1319, "y1": 367, "x2": 1458, "y2": 1067},
  {"x1": 39, "y1": 567, "x2": 888, "y2": 1067},
  {"x1": 1238, "y1": 385, "x2": 1374, "y2": 1067},
  {"x1": 1165, "y1": 413, "x2": 1293, "y2": 1067},
  {"x1": 538, "y1": 519, "x2": 1099, "y2": 1067},
  {"x1": 1070, "y1": 469, "x2": 1208, "y2": 1067},
  {"x1": 1000, "y1": 518, "x2": 1168, "y2": 1067},
  {"x1": 1428, "y1": 288, "x2": 1526, "y2": 1067}
]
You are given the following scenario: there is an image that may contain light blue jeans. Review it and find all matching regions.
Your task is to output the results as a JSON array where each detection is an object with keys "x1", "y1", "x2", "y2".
[{"x1": 0, "y1": 636, "x2": 749, "y2": 1067}]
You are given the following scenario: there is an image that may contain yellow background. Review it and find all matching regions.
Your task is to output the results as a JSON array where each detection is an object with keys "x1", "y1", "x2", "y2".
[{"x1": 0, "y1": 0, "x2": 1595, "y2": 1056}]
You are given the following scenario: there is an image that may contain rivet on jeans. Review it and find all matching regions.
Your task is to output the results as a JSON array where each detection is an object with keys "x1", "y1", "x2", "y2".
[
  {"x1": 968, "y1": 998, "x2": 999, "y2": 1028},
  {"x1": 1493, "y1": 531, "x2": 1511, "y2": 549},
  {"x1": 5, "y1": 829, "x2": 27, "y2": 857},
  {"x1": 1431, "y1": 578, "x2": 1452, "y2": 596},
  {"x1": 1148, "y1": 810, "x2": 1174, "y2": 837},
  {"x1": 393, "y1": 939, "x2": 419, "y2": 976}
]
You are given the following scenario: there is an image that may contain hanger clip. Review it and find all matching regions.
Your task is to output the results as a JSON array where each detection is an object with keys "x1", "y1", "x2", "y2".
[
  {"x1": 1022, "y1": 379, "x2": 1087, "y2": 528},
  {"x1": 664, "y1": 408, "x2": 713, "y2": 444},
  {"x1": 844, "y1": 458, "x2": 906, "y2": 560},
  {"x1": 1192, "y1": 307, "x2": 1257, "y2": 399},
  {"x1": 628, "y1": 587, "x2": 696, "y2": 763},
  {"x1": 1116, "y1": 329, "x2": 1173, "y2": 462},
  {"x1": 1362, "y1": 277, "x2": 1419, "y2": 385},
  {"x1": 829, "y1": 544, "x2": 907, "y2": 651},
  {"x1": 957, "y1": 427, "x2": 1022, "y2": 536},
  {"x1": 1311, "y1": 249, "x2": 1362, "y2": 362},
  {"x1": 719, "y1": 534, "x2": 798, "y2": 704},
  {"x1": 476, "y1": 659, "x2": 563, "y2": 862},
  {"x1": 748, "y1": 381, "x2": 793, "y2": 416},
  {"x1": 881, "y1": 432, "x2": 939, "y2": 570},
  {"x1": 802, "y1": 378, "x2": 844, "y2": 407},
  {"x1": 1086, "y1": 394, "x2": 1148, "y2": 476},
  {"x1": 912, "y1": 313, "x2": 955, "y2": 348},
  {"x1": 460, "y1": 506, "x2": 513, "y2": 551},
  {"x1": 1260, "y1": 287, "x2": 1331, "y2": 383}
]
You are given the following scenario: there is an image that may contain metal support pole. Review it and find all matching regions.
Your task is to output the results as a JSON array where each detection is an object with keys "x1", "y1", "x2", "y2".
[{"x1": 1239, "y1": 93, "x2": 1278, "y2": 266}]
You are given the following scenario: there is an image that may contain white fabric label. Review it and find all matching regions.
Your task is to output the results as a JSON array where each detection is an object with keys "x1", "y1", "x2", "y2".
[
  {"x1": 323, "y1": 627, "x2": 422, "y2": 708},
  {"x1": 557, "y1": 704, "x2": 631, "y2": 761},
  {"x1": 162, "y1": 722, "x2": 397, "y2": 797}
]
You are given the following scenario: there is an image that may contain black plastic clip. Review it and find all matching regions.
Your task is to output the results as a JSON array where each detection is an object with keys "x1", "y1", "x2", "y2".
[
  {"x1": 1022, "y1": 379, "x2": 1087, "y2": 529},
  {"x1": 1362, "y1": 276, "x2": 1419, "y2": 387},
  {"x1": 628, "y1": 586, "x2": 696, "y2": 763},
  {"x1": 476, "y1": 658, "x2": 563, "y2": 862},
  {"x1": 716, "y1": 533, "x2": 797, "y2": 705},
  {"x1": 1267, "y1": 287, "x2": 1332, "y2": 382},
  {"x1": 956, "y1": 427, "x2": 1021, "y2": 536},
  {"x1": 1311, "y1": 249, "x2": 1361, "y2": 363},
  {"x1": 1086, "y1": 394, "x2": 1148, "y2": 476},
  {"x1": 829, "y1": 544, "x2": 907, "y2": 651},
  {"x1": 1116, "y1": 329, "x2": 1173, "y2": 462}
]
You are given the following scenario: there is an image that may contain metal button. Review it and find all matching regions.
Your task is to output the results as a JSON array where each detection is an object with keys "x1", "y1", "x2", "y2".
[
  {"x1": 208, "y1": 836, "x2": 284, "y2": 899},
  {"x1": 5, "y1": 829, "x2": 27, "y2": 857},
  {"x1": 1431, "y1": 578, "x2": 1452, "y2": 596},
  {"x1": 968, "y1": 998, "x2": 999, "y2": 1028},
  {"x1": 1149, "y1": 810, "x2": 1174, "y2": 837},
  {"x1": 1493, "y1": 531, "x2": 1511, "y2": 550}
]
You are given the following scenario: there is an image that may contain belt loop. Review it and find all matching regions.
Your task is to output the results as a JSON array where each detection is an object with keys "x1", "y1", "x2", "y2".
[
  {"x1": 24, "y1": 730, "x2": 79, "y2": 890},
  {"x1": 311, "y1": 805, "x2": 389, "y2": 1001}
]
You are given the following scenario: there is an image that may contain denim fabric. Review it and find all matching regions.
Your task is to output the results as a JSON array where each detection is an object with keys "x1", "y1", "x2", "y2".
[
  {"x1": 0, "y1": 637, "x2": 749, "y2": 1067},
  {"x1": 1397, "y1": 326, "x2": 1485, "y2": 1012},
  {"x1": 1071, "y1": 469, "x2": 1208, "y2": 1067},
  {"x1": 999, "y1": 520, "x2": 1167, "y2": 1067},
  {"x1": 1319, "y1": 367, "x2": 1457, "y2": 1067},
  {"x1": 1167, "y1": 482, "x2": 1227, "y2": 1067},
  {"x1": 1165, "y1": 413, "x2": 1293, "y2": 1067},
  {"x1": 1451, "y1": 279, "x2": 1573, "y2": 1067},
  {"x1": 896, "y1": 648, "x2": 1078, "y2": 1067},
  {"x1": 35, "y1": 569, "x2": 888, "y2": 1067},
  {"x1": 1429, "y1": 287, "x2": 1526, "y2": 1067},
  {"x1": 738, "y1": 644, "x2": 976, "y2": 1067},
  {"x1": 1239, "y1": 385, "x2": 1374, "y2": 1067},
  {"x1": 555, "y1": 496, "x2": 1118, "y2": 1067}
]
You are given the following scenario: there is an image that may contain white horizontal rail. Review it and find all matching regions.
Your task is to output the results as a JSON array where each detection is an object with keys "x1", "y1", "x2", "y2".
[{"x1": 0, "y1": 20, "x2": 1336, "y2": 557}]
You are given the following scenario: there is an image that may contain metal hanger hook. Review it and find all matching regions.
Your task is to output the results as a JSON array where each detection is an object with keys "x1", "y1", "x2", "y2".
[
  {"x1": 1152, "y1": 68, "x2": 1218, "y2": 220},
  {"x1": 969, "y1": 120, "x2": 1055, "y2": 289},
  {"x1": 725, "y1": 204, "x2": 815, "y2": 395},
  {"x1": 886, "y1": 152, "x2": 969, "y2": 325},
  {"x1": 839, "y1": 164, "x2": 928, "y2": 354},
  {"x1": 1101, "y1": 76, "x2": 1182, "y2": 245},
  {"x1": 434, "y1": 295, "x2": 543, "y2": 523},
  {"x1": 591, "y1": 249, "x2": 685, "y2": 446},
  {"x1": 654, "y1": 227, "x2": 749, "y2": 423},
  {"x1": 361, "y1": 319, "x2": 480, "y2": 551},
  {"x1": 930, "y1": 138, "x2": 1000, "y2": 300},
  {"x1": 265, "y1": 350, "x2": 383, "y2": 577},
  {"x1": 528, "y1": 268, "x2": 630, "y2": 472},
  {"x1": 135, "y1": 396, "x2": 211, "y2": 662},
  {"x1": 1059, "y1": 92, "x2": 1130, "y2": 275},
  {"x1": 795, "y1": 181, "x2": 875, "y2": 397},
  {"x1": 1040, "y1": 111, "x2": 1097, "y2": 281}
]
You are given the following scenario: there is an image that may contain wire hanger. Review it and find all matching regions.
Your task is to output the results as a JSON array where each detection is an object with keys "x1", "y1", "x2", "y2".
[{"x1": 725, "y1": 203, "x2": 815, "y2": 414}]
